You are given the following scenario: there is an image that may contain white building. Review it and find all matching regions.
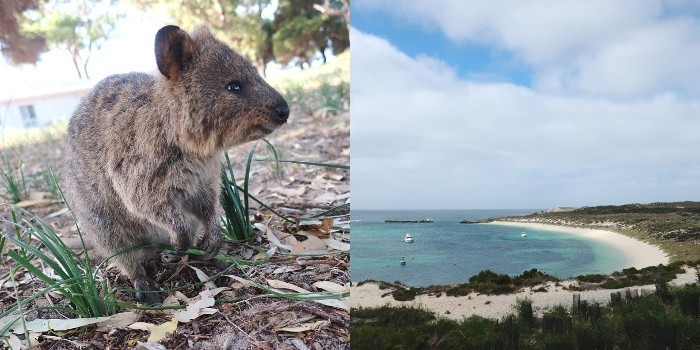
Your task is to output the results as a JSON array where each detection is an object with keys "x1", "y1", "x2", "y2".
[{"x1": 0, "y1": 81, "x2": 94, "y2": 133}]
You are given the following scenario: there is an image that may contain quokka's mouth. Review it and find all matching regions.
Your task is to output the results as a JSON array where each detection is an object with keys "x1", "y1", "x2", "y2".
[{"x1": 254, "y1": 125, "x2": 277, "y2": 135}]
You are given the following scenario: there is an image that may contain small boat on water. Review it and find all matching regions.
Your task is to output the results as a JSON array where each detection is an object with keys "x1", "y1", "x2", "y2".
[
  {"x1": 400, "y1": 257, "x2": 406, "y2": 265},
  {"x1": 521, "y1": 232, "x2": 527, "y2": 238},
  {"x1": 404, "y1": 233, "x2": 414, "y2": 243}
]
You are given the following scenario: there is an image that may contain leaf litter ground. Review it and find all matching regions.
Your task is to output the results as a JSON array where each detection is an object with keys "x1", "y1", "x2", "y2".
[{"x1": 0, "y1": 85, "x2": 349, "y2": 348}]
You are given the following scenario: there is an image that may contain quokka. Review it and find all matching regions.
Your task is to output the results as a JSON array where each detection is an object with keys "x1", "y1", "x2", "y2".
[{"x1": 63, "y1": 25, "x2": 289, "y2": 303}]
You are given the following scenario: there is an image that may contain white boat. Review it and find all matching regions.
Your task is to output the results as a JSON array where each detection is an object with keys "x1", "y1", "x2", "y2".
[
  {"x1": 521, "y1": 232, "x2": 527, "y2": 238},
  {"x1": 400, "y1": 257, "x2": 407, "y2": 265},
  {"x1": 404, "y1": 233, "x2": 414, "y2": 243}
]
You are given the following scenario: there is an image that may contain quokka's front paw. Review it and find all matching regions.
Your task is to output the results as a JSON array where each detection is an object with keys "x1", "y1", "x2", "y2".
[{"x1": 199, "y1": 228, "x2": 223, "y2": 258}]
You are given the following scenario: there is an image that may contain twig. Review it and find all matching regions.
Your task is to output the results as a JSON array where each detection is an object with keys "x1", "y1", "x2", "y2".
[{"x1": 296, "y1": 259, "x2": 349, "y2": 268}]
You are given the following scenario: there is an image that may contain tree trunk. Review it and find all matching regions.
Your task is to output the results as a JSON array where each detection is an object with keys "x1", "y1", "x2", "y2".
[
  {"x1": 69, "y1": 48, "x2": 83, "y2": 80},
  {"x1": 83, "y1": 43, "x2": 93, "y2": 80},
  {"x1": 254, "y1": 59, "x2": 266, "y2": 78}
]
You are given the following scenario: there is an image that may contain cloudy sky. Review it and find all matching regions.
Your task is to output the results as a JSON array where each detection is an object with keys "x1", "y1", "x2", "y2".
[{"x1": 351, "y1": 0, "x2": 700, "y2": 209}]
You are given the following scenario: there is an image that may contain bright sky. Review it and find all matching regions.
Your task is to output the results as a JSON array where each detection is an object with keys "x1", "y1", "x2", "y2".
[
  {"x1": 0, "y1": 8, "x2": 166, "y2": 99},
  {"x1": 0, "y1": 1, "x2": 281, "y2": 100},
  {"x1": 351, "y1": 0, "x2": 700, "y2": 209}
]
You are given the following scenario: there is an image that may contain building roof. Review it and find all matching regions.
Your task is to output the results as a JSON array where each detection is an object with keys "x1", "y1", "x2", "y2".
[{"x1": 0, "y1": 80, "x2": 95, "y2": 105}]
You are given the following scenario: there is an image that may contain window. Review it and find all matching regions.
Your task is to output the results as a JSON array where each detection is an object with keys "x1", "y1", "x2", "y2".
[{"x1": 19, "y1": 105, "x2": 37, "y2": 128}]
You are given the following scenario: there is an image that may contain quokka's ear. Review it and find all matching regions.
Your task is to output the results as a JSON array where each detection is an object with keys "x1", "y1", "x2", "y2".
[{"x1": 155, "y1": 25, "x2": 197, "y2": 80}]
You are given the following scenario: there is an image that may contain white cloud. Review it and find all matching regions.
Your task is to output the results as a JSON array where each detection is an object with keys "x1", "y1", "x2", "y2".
[
  {"x1": 351, "y1": 28, "x2": 700, "y2": 209},
  {"x1": 353, "y1": 0, "x2": 700, "y2": 98}
]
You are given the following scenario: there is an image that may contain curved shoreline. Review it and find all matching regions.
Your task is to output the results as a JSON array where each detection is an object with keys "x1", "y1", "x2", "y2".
[
  {"x1": 351, "y1": 221, "x2": 691, "y2": 320},
  {"x1": 488, "y1": 221, "x2": 669, "y2": 269}
]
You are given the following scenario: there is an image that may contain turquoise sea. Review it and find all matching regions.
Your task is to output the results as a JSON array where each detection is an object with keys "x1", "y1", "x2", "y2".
[{"x1": 351, "y1": 210, "x2": 628, "y2": 286}]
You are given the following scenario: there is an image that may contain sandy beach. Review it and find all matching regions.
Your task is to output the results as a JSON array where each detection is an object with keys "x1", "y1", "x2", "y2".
[
  {"x1": 489, "y1": 221, "x2": 669, "y2": 269},
  {"x1": 351, "y1": 267, "x2": 697, "y2": 320},
  {"x1": 351, "y1": 222, "x2": 686, "y2": 320}
]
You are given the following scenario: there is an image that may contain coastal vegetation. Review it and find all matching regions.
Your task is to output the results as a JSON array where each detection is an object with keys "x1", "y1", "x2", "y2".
[
  {"x1": 359, "y1": 262, "x2": 699, "y2": 302},
  {"x1": 575, "y1": 261, "x2": 690, "y2": 290},
  {"x1": 351, "y1": 282, "x2": 700, "y2": 349},
  {"x1": 495, "y1": 201, "x2": 700, "y2": 262}
]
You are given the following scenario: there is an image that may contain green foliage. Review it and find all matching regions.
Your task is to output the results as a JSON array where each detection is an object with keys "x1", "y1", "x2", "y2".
[
  {"x1": 674, "y1": 284, "x2": 700, "y2": 317},
  {"x1": 586, "y1": 262, "x2": 685, "y2": 289},
  {"x1": 0, "y1": 152, "x2": 28, "y2": 203},
  {"x1": 468, "y1": 269, "x2": 504, "y2": 284},
  {"x1": 0, "y1": 205, "x2": 117, "y2": 320},
  {"x1": 134, "y1": 0, "x2": 348, "y2": 74},
  {"x1": 576, "y1": 273, "x2": 607, "y2": 283},
  {"x1": 272, "y1": 14, "x2": 324, "y2": 66},
  {"x1": 391, "y1": 287, "x2": 418, "y2": 301},
  {"x1": 220, "y1": 152, "x2": 254, "y2": 241},
  {"x1": 352, "y1": 284, "x2": 700, "y2": 349},
  {"x1": 515, "y1": 298, "x2": 535, "y2": 327},
  {"x1": 21, "y1": 0, "x2": 122, "y2": 79},
  {"x1": 133, "y1": 0, "x2": 277, "y2": 74},
  {"x1": 272, "y1": 0, "x2": 348, "y2": 67},
  {"x1": 393, "y1": 268, "x2": 559, "y2": 299},
  {"x1": 351, "y1": 305, "x2": 504, "y2": 350}
]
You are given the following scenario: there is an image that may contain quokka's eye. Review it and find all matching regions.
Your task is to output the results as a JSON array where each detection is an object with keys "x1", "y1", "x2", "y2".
[{"x1": 226, "y1": 81, "x2": 243, "y2": 93}]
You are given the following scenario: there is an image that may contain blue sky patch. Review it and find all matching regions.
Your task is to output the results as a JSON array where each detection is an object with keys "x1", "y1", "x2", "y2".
[{"x1": 353, "y1": 9, "x2": 533, "y2": 86}]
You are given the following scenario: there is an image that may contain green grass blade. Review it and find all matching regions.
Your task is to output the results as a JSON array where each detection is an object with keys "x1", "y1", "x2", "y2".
[
  {"x1": 300, "y1": 203, "x2": 350, "y2": 219},
  {"x1": 258, "y1": 159, "x2": 349, "y2": 169}
]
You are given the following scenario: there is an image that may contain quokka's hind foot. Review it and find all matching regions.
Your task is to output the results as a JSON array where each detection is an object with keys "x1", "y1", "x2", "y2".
[
  {"x1": 133, "y1": 276, "x2": 163, "y2": 305},
  {"x1": 114, "y1": 253, "x2": 163, "y2": 304}
]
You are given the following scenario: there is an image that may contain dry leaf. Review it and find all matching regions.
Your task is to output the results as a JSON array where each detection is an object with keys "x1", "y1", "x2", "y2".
[
  {"x1": 135, "y1": 342, "x2": 168, "y2": 350},
  {"x1": 15, "y1": 199, "x2": 53, "y2": 208},
  {"x1": 254, "y1": 245, "x2": 277, "y2": 260},
  {"x1": 11, "y1": 316, "x2": 110, "y2": 334},
  {"x1": 323, "y1": 237, "x2": 350, "y2": 252},
  {"x1": 256, "y1": 223, "x2": 293, "y2": 251},
  {"x1": 8, "y1": 334, "x2": 21, "y2": 350},
  {"x1": 267, "y1": 279, "x2": 308, "y2": 293},
  {"x1": 291, "y1": 236, "x2": 328, "y2": 255},
  {"x1": 272, "y1": 265, "x2": 302, "y2": 274},
  {"x1": 161, "y1": 295, "x2": 181, "y2": 315},
  {"x1": 229, "y1": 276, "x2": 348, "y2": 311},
  {"x1": 319, "y1": 218, "x2": 334, "y2": 233},
  {"x1": 275, "y1": 320, "x2": 327, "y2": 333},
  {"x1": 296, "y1": 229, "x2": 326, "y2": 237},
  {"x1": 128, "y1": 318, "x2": 178, "y2": 343},
  {"x1": 96, "y1": 312, "x2": 141, "y2": 332},
  {"x1": 174, "y1": 288, "x2": 227, "y2": 323},
  {"x1": 313, "y1": 192, "x2": 338, "y2": 204},
  {"x1": 46, "y1": 207, "x2": 70, "y2": 218},
  {"x1": 272, "y1": 226, "x2": 298, "y2": 246},
  {"x1": 269, "y1": 186, "x2": 306, "y2": 198},
  {"x1": 27, "y1": 191, "x2": 51, "y2": 201},
  {"x1": 312, "y1": 281, "x2": 348, "y2": 293},
  {"x1": 189, "y1": 266, "x2": 217, "y2": 289}
]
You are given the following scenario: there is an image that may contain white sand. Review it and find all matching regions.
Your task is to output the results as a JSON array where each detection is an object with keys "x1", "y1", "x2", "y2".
[
  {"x1": 489, "y1": 221, "x2": 669, "y2": 269},
  {"x1": 350, "y1": 267, "x2": 697, "y2": 320},
  {"x1": 351, "y1": 222, "x2": 683, "y2": 320}
]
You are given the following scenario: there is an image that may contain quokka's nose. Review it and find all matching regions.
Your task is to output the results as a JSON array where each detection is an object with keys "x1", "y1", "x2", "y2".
[{"x1": 274, "y1": 103, "x2": 289, "y2": 123}]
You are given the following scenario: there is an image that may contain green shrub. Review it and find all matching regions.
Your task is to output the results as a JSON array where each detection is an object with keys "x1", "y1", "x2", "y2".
[
  {"x1": 576, "y1": 273, "x2": 607, "y2": 283},
  {"x1": 350, "y1": 286, "x2": 700, "y2": 350},
  {"x1": 392, "y1": 287, "x2": 419, "y2": 301}
]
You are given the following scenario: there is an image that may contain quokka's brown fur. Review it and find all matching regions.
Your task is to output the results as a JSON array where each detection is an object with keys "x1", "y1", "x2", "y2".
[{"x1": 63, "y1": 25, "x2": 289, "y2": 304}]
